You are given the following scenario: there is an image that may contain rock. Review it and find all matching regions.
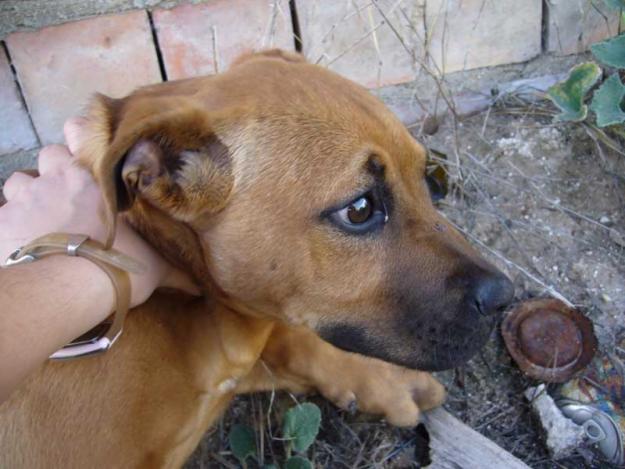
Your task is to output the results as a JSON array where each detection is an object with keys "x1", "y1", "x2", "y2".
[
  {"x1": 610, "y1": 229, "x2": 625, "y2": 248},
  {"x1": 525, "y1": 384, "x2": 586, "y2": 459}
]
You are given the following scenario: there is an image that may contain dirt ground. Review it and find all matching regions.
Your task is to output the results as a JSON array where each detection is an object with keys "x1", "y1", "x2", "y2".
[{"x1": 184, "y1": 102, "x2": 625, "y2": 468}]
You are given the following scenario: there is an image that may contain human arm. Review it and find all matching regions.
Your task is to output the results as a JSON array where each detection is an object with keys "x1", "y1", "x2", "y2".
[{"x1": 0, "y1": 119, "x2": 195, "y2": 402}]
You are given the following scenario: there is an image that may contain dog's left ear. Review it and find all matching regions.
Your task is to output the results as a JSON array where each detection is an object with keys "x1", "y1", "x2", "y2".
[{"x1": 88, "y1": 94, "x2": 233, "y2": 247}]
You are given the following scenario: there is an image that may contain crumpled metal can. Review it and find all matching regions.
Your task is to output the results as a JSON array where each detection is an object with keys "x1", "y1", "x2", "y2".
[{"x1": 558, "y1": 348, "x2": 625, "y2": 466}]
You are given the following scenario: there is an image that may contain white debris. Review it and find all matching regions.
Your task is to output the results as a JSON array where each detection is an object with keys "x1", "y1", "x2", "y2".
[
  {"x1": 525, "y1": 384, "x2": 586, "y2": 459},
  {"x1": 537, "y1": 127, "x2": 564, "y2": 151},
  {"x1": 497, "y1": 136, "x2": 534, "y2": 158}
]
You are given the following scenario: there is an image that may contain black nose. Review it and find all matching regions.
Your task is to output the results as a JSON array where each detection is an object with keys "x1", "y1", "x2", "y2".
[{"x1": 472, "y1": 273, "x2": 514, "y2": 316}]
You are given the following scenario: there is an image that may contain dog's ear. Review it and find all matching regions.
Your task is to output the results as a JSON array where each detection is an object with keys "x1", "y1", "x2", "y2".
[{"x1": 87, "y1": 94, "x2": 233, "y2": 247}]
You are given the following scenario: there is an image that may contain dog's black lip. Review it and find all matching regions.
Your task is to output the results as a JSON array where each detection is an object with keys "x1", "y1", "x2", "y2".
[
  {"x1": 319, "y1": 311, "x2": 496, "y2": 372},
  {"x1": 318, "y1": 322, "x2": 383, "y2": 357}
]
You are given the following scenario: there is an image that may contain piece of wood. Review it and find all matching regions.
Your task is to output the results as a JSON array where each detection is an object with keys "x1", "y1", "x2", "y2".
[{"x1": 423, "y1": 408, "x2": 530, "y2": 469}]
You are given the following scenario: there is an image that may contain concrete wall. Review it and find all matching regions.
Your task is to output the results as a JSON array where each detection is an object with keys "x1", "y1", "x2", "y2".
[{"x1": 0, "y1": 0, "x2": 621, "y2": 180}]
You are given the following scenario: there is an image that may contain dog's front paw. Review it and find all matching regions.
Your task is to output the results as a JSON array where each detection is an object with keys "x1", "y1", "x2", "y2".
[{"x1": 317, "y1": 358, "x2": 445, "y2": 427}]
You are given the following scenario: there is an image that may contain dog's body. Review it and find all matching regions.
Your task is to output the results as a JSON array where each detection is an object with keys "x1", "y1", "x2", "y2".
[
  {"x1": 2, "y1": 294, "x2": 443, "y2": 468},
  {"x1": 0, "y1": 50, "x2": 513, "y2": 468}
]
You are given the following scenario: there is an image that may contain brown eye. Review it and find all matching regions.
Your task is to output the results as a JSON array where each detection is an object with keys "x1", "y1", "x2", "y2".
[
  {"x1": 347, "y1": 196, "x2": 373, "y2": 224},
  {"x1": 329, "y1": 191, "x2": 387, "y2": 234}
]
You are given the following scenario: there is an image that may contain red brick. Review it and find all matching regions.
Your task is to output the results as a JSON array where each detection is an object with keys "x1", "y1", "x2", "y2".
[
  {"x1": 297, "y1": 0, "x2": 425, "y2": 89},
  {"x1": 426, "y1": 0, "x2": 542, "y2": 73},
  {"x1": 0, "y1": 49, "x2": 38, "y2": 154},
  {"x1": 154, "y1": 0, "x2": 293, "y2": 80},
  {"x1": 6, "y1": 11, "x2": 161, "y2": 145},
  {"x1": 546, "y1": 0, "x2": 620, "y2": 55}
]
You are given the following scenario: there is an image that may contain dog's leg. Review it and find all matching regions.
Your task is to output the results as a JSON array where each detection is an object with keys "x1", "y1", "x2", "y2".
[{"x1": 236, "y1": 323, "x2": 445, "y2": 427}]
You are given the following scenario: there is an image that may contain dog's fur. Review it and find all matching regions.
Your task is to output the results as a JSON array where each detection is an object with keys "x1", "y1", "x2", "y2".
[{"x1": 0, "y1": 50, "x2": 512, "y2": 468}]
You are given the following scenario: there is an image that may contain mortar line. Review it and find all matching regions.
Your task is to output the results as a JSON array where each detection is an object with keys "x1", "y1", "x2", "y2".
[
  {"x1": 147, "y1": 10, "x2": 168, "y2": 82},
  {"x1": 289, "y1": 0, "x2": 303, "y2": 53},
  {"x1": 1, "y1": 40, "x2": 41, "y2": 148},
  {"x1": 423, "y1": 0, "x2": 429, "y2": 62},
  {"x1": 541, "y1": 0, "x2": 548, "y2": 54}
]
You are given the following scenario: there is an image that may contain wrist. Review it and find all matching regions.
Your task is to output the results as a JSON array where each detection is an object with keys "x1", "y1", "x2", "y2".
[
  {"x1": 35, "y1": 255, "x2": 116, "y2": 326},
  {"x1": 112, "y1": 222, "x2": 165, "y2": 306}
]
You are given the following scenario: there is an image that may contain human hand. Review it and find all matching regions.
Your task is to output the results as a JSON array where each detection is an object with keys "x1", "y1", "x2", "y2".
[{"x1": 0, "y1": 118, "x2": 198, "y2": 306}]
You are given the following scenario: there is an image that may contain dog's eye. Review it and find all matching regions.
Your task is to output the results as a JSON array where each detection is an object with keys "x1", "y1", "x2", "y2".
[
  {"x1": 329, "y1": 192, "x2": 387, "y2": 234},
  {"x1": 346, "y1": 196, "x2": 372, "y2": 223}
]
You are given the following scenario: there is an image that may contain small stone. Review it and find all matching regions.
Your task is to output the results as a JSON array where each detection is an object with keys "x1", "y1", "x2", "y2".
[
  {"x1": 609, "y1": 229, "x2": 625, "y2": 247},
  {"x1": 422, "y1": 114, "x2": 440, "y2": 135},
  {"x1": 525, "y1": 384, "x2": 586, "y2": 459}
]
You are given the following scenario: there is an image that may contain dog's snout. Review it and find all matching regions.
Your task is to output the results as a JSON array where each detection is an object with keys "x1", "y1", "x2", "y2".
[{"x1": 471, "y1": 273, "x2": 514, "y2": 316}]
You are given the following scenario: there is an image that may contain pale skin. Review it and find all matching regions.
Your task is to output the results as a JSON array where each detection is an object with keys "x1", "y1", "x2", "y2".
[{"x1": 0, "y1": 118, "x2": 195, "y2": 403}]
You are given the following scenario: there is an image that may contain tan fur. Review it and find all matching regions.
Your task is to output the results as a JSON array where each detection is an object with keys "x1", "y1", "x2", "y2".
[{"x1": 0, "y1": 50, "x2": 510, "y2": 468}]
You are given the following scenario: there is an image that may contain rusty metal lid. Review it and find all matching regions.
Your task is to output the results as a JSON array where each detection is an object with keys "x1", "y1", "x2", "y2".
[{"x1": 501, "y1": 298, "x2": 597, "y2": 383}]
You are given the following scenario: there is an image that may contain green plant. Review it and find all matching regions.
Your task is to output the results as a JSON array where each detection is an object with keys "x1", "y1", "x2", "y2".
[
  {"x1": 228, "y1": 402, "x2": 322, "y2": 468},
  {"x1": 282, "y1": 403, "x2": 321, "y2": 457},
  {"x1": 546, "y1": 0, "x2": 625, "y2": 130},
  {"x1": 547, "y1": 62, "x2": 601, "y2": 122},
  {"x1": 603, "y1": 0, "x2": 625, "y2": 13},
  {"x1": 284, "y1": 456, "x2": 313, "y2": 469},
  {"x1": 229, "y1": 424, "x2": 257, "y2": 467}
]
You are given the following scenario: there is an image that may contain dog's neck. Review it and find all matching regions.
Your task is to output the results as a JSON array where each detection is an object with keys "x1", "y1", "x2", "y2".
[{"x1": 178, "y1": 298, "x2": 275, "y2": 392}]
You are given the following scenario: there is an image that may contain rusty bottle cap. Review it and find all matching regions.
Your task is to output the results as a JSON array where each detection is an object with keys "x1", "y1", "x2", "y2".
[{"x1": 502, "y1": 298, "x2": 597, "y2": 383}]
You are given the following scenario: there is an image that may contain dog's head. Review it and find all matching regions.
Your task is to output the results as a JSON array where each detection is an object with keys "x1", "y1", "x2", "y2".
[{"x1": 82, "y1": 49, "x2": 513, "y2": 371}]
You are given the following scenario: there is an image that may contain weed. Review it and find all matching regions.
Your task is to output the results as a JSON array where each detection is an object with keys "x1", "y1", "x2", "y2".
[{"x1": 229, "y1": 402, "x2": 321, "y2": 469}]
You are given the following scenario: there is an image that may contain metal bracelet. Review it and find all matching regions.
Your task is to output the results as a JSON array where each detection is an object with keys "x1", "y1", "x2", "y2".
[
  {"x1": 66, "y1": 234, "x2": 89, "y2": 257},
  {"x1": 3, "y1": 248, "x2": 36, "y2": 267}
]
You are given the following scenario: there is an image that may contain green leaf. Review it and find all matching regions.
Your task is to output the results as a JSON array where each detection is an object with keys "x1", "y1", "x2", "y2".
[
  {"x1": 283, "y1": 403, "x2": 321, "y2": 453},
  {"x1": 285, "y1": 456, "x2": 313, "y2": 469},
  {"x1": 603, "y1": 0, "x2": 625, "y2": 10},
  {"x1": 590, "y1": 73, "x2": 625, "y2": 126},
  {"x1": 591, "y1": 34, "x2": 625, "y2": 68},
  {"x1": 229, "y1": 424, "x2": 257, "y2": 463},
  {"x1": 547, "y1": 62, "x2": 602, "y2": 122},
  {"x1": 262, "y1": 465, "x2": 279, "y2": 469}
]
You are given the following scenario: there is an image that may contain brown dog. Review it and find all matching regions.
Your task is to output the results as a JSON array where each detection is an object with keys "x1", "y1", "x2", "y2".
[{"x1": 0, "y1": 50, "x2": 513, "y2": 468}]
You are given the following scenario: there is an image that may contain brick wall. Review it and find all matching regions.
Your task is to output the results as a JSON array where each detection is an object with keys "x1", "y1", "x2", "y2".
[{"x1": 0, "y1": 0, "x2": 620, "y2": 179}]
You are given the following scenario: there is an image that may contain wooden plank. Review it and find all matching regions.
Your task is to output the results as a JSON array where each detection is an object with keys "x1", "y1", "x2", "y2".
[{"x1": 424, "y1": 408, "x2": 530, "y2": 469}]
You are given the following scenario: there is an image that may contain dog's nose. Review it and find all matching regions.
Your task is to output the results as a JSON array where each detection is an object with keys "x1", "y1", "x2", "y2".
[{"x1": 472, "y1": 273, "x2": 514, "y2": 316}]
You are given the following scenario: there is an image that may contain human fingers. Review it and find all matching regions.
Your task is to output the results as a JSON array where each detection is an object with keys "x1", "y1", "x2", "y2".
[
  {"x1": 37, "y1": 144, "x2": 72, "y2": 175},
  {"x1": 2, "y1": 171, "x2": 34, "y2": 201},
  {"x1": 64, "y1": 117, "x2": 89, "y2": 155}
]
